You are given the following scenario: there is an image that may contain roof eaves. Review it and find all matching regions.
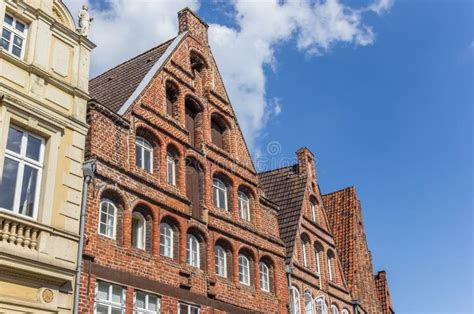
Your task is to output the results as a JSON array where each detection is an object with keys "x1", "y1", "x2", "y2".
[{"x1": 117, "y1": 31, "x2": 188, "y2": 116}]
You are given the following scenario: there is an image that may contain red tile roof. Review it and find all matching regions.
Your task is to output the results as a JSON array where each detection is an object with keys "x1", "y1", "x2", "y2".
[
  {"x1": 89, "y1": 38, "x2": 174, "y2": 113},
  {"x1": 375, "y1": 271, "x2": 395, "y2": 314}
]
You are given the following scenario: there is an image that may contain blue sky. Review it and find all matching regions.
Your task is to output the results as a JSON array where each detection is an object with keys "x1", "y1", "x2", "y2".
[{"x1": 67, "y1": 0, "x2": 473, "y2": 312}]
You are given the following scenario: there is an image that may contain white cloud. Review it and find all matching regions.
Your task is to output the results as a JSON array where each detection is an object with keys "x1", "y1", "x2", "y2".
[{"x1": 65, "y1": 0, "x2": 391, "y2": 151}]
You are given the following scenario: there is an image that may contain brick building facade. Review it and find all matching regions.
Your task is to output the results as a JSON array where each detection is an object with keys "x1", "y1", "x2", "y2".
[{"x1": 78, "y1": 8, "x2": 393, "y2": 314}]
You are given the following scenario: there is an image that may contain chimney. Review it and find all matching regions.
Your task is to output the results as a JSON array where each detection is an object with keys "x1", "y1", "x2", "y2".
[
  {"x1": 178, "y1": 7, "x2": 209, "y2": 46},
  {"x1": 296, "y1": 147, "x2": 316, "y2": 180}
]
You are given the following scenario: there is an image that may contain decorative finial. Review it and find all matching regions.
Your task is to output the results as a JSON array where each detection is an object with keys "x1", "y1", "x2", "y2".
[{"x1": 78, "y1": 4, "x2": 93, "y2": 37}]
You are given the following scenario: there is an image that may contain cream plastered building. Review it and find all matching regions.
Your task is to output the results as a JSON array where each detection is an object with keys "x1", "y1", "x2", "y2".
[{"x1": 0, "y1": 0, "x2": 94, "y2": 312}]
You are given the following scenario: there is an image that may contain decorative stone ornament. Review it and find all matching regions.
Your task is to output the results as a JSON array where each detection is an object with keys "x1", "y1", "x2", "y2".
[
  {"x1": 41, "y1": 289, "x2": 54, "y2": 303},
  {"x1": 78, "y1": 4, "x2": 93, "y2": 37}
]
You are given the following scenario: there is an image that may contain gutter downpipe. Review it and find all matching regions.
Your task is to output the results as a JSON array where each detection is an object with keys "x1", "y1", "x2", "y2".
[
  {"x1": 73, "y1": 159, "x2": 96, "y2": 314},
  {"x1": 286, "y1": 264, "x2": 293, "y2": 314}
]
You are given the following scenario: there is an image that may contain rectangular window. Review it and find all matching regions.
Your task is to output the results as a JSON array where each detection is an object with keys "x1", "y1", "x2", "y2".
[
  {"x1": 178, "y1": 303, "x2": 200, "y2": 314},
  {"x1": 166, "y1": 155, "x2": 176, "y2": 185},
  {"x1": 1, "y1": 13, "x2": 27, "y2": 58},
  {"x1": 134, "y1": 290, "x2": 160, "y2": 314},
  {"x1": 95, "y1": 281, "x2": 126, "y2": 314},
  {"x1": 0, "y1": 126, "x2": 44, "y2": 219}
]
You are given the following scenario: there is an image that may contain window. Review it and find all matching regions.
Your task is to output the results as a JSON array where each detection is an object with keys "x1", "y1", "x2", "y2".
[
  {"x1": 331, "y1": 305, "x2": 339, "y2": 314},
  {"x1": 132, "y1": 212, "x2": 146, "y2": 250},
  {"x1": 210, "y1": 117, "x2": 224, "y2": 149},
  {"x1": 185, "y1": 98, "x2": 200, "y2": 148},
  {"x1": 166, "y1": 153, "x2": 176, "y2": 185},
  {"x1": 136, "y1": 137, "x2": 153, "y2": 172},
  {"x1": 238, "y1": 191, "x2": 250, "y2": 221},
  {"x1": 315, "y1": 297, "x2": 325, "y2": 314},
  {"x1": 165, "y1": 81, "x2": 178, "y2": 118},
  {"x1": 1, "y1": 14, "x2": 27, "y2": 58},
  {"x1": 0, "y1": 126, "x2": 44, "y2": 219},
  {"x1": 186, "y1": 158, "x2": 201, "y2": 219},
  {"x1": 238, "y1": 254, "x2": 250, "y2": 285},
  {"x1": 99, "y1": 200, "x2": 116, "y2": 239},
  {"x1": 186, "y1": 234, "x2": 200, "y2": 268},
  {"x1": 310, "y1": 201, "x2": 318, "y2": 223},
  {"x1": 290, "y1": 286, "x2": 301, "y2": 314},
  {"x1": 212, "y1": 178, "x2": 227, "y2": 210},
  {"x1": 301, "y1": 237, "x2": 309, "y2": 267},
  {"x1": 95, "y1": 281, "x2": 125, "y2": 314},
  {"x1": 328, "y1": 251, "x2": 335, "y2": 281},
  {"x1": 134, "y1": 291, "x2": 160, "y2": 314},
  {"x1": 160, "y1": 223, "x2": 173, "y2": 258},
  {"x1": 304, "y1": 292, "x2": 314, "y2": 314},
  {"x1": 259, "y1": 262, "x2": 270, "y2": 292},
  {"x1": 315, "y1": 243, "x2": 323, "y2": 274},
  {"x1": 215, "y1": 245, "x2": 227, "y2": 277},
  {"x1": 179, "y1": 303, "x2": 200, "y2": 314},
  {"x1": 342, "y1": 309, "x2": 350, "y2": 314}
]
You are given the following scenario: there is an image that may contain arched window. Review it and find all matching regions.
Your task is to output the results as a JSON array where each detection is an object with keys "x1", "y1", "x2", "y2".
[
  {"x1": 215, "y1": 245, "x2": 227, "y2": 277},
  {"x1": 238, "y1": 191, "x2": 250, "y2": 221},
  {"x1": 310, "y1": 200, "x2": 318, "y2": 223},
  {"x1": 190, "y1": 51, "x2": 205, "y2": 74},
  {"x1": 304, "y1": 291, "x2": 314, "y2": 314},
  {"x1": 135, "y1": 137, "x2": 153, "y2": 172},
  {"x1": 186, "y1": 234, "x2": 200, "y2": 268},
  {"x1": 259, "y1": 261, "x2": 270, "y2": 292},
  {"x1": 342, "y1": 309, "x2": 349, "y2": 314},
  {"x1": 327, "y1": 250, "x2": 336, "y2": 282},
  {"x1": 315, "y1": 297, "x2": 325, "y2": 314},
  {"x1": 160, "y1": 223, "x2": 173, "y2": 258},
  {"x1": 213, "y1": 178, "x2": 228, "y2": 210},
  {"x1": 185, "y1": 97, "x2": 201, "y2": 148},
  {"x1": 167, "y1": 152, "x2": 177, "y2": 186},
  {"x1": 301, "y1": 235, "x2": 310, "y2": 268},
  {"x1": 131, "y1": 212, "x2": 146, "y2": 250},
  {"x1": 331, "y1": 305, "x2": 339, "y2": 314},
  {"x1": 185, "y1": 157, "x2": 203, "y2": 219},
  {"x1": 166, "y1": 81, "x2": 178, "y2": 118},
  {"x1": 99, "y1": 199, "x2": 117, "y2": 239},
  {"x1": 314, "y1": 242, "x2": 323, "y2": 274},
  {"x1": 290, "y1": 286, "x2": 301, "y2": 314},
  {"x1": 238, "y1": 254, "x2": 250, "y2": 285}
]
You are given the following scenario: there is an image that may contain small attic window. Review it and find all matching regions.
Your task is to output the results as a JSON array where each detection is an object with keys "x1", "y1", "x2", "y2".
[{"x1": 190, "y1": 52, "x2": 205, "y2": 74}]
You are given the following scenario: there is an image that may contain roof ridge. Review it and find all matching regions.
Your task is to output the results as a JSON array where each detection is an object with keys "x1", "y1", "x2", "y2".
[
  {"x1": 257, "y1": 164, "x2": 297, "y2": 175},
  {"x1": 322, "y1": 186, "x2": 355, "y2": 196},
  {"x1": 90, "y1": 37, "x2": 176, "y2": 82}
]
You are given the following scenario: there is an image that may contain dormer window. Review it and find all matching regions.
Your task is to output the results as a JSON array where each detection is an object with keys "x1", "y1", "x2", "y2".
[{"x1": 1, "y1": 14, "x2": 27, "y2": 59}]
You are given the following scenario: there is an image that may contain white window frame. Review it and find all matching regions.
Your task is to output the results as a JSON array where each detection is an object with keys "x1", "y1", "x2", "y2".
[
  {"x1": 302, "y1": 239, "x2": 309, "y2": 267},
  {"x1": 310, "y1": 202, "x2": 318, "y2": 223},
  {"x1": 166, "y1": 153, "x2": 176, "y2": 185},
  {"x1": 0, "y1": 126, "x2": 44, "y2": 220},
  {"x1": 178, "y1": 302, "x2": 201, "y2": 314},
  {"x1": 136, "y1": 137, "x2": 153, "y2": 173},
  {"x1": 186, "y1": 234, "x2": 200, "y2": 268},
  {"x1": 290, "y1": 286, "x2": 301, "y2": 314},
  {"x1": 328, "y1": 253, "x2": 335, "y2": 281},
  {"x1": 95, "y1": 281, "x2": 126, "y2": 314},
  {"x1": 342, "y1": 309, "x2": 349, "y2": 314},
  {"x1": 214, "y1": 245, "x2": 227, "y2": 278},
  {"x1": 315, "y1": 246, "x2": 321, "y2": 274},
  {"x1": 98, "y1": 199, "x2": 117, "y2": 239},
  {"x1": 132, "y1": 211, "x2": 146, "y2": 250},
  {"x1": 133, "y1": 290, "x2": 161, "y2": 314},
  {"x1": 331, "y1": 305, "x2": 339, "y2": 314},
  {"x1": 238, "y1": 254, "x2": 250, "y2": 286},
  {"x1": 315, "y1": 297, "x2": 326, "y2": 314},
  {"x1": 212, "y1": 178, "x2": 228, "y2": 210},
  {"x1": 259, "y1": 261, "x2": 270, "y2": 292},
  {"x1": 238, "y1": 191, "x2": 250, "y2": 221},
  {"x1": 1, "y1": 13, "x2": 28, "y2": 59},
  {"x1": 304, "y1": 291, "x2": 314, "y2": 314},
  {"x1": 160, "y1": 222, "x2": 173, "y2": 258}
]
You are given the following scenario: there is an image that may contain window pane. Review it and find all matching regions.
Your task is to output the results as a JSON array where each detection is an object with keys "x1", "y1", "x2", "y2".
[
  {"x1": 18, "y1": 165, "x2": 38, "y2": 217},
  {"x1": 97, "y1": 282, "x2": 109, "y2": 300},
  {"x1": 6, "y1": 127, "x2": 22, "y2": 153},
  {"x1": 148, "y1": 295, "x2": 158, "y2": 310},
  {"x1": 13, "y1": 35, "x2": 22, "y2": 47},
  {"x1": 218, "y1": 190, "x2": 226, "y2": 209},
  {"x1": 1, "y1": 38, "x2": 9, "y2": 49},
  {"x1": 144, "y1": 150, "x2": 151, "y2": 172},
  {"x1": 111, "y1": 308, "x2": 123, "y2": 314},
  {"x1": 112, "y1": 286, "x2": 122, "y2": 303},
  {"x1": 26, "y1": 135, "x2": 42, "y2": 161},
  {"x1": 135, "y1": 292, "x2": 146, "y2": 308},
  {"x1": 136, "y1": 144, "x2": 142, "y2": 168},
  {"x1": 2, "y1": 28, "x2": 11, "y2": 40},
  {"x1": 4, "y1": 15, "x2": 13, "y2": 25},
  {"x1": 15, "y1": 21, "x2": 25, "y2": 33},
  {"x1": 0, "y1": 157, "x2": 19, "y2": 210},
  {"x1": 96, "y1": 304, "x2": 108, "y2": 314},
  {"x1": 190, "y1": 307, "x2": 200, "y2": 314},
  {"x1": 11, "y1": 45, "x2": 21, "y2": 57}
]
